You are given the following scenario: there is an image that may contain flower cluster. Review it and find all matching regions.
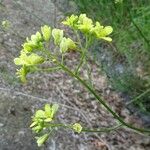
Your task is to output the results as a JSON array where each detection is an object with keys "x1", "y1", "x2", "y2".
[
  {"x1": 13, "y1": 13, "x2": 114, "y2": 147},
  {"x1": 14, "y1": 25, "x2": 51, "y2": 82},
  {"x1": 14, "y1": 25, "x2": 76, "y2": 82},
  {"x1": 30, "y1": 104, "x2": 59, "y2": 146},
  {"x1": 30, "y1": 104, "x2": 82, "y2": 147},
  {"x1": 30, "y1": 104, "x2": 59, "y2": 133},
  {"x1": 62, "y1": 14, "x2": 113, "y2": 41}
]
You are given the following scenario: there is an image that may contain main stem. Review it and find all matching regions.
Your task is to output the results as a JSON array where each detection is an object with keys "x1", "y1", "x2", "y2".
[
  {"x1": 48, "y1": 123, "x2": 122, "y2": 133},
  {"x1": 43, "y1": 50, "x2": 150, "y2": 134},
  {"x1": 57, "y1": 63, "x2": 150, "y2": 133}
]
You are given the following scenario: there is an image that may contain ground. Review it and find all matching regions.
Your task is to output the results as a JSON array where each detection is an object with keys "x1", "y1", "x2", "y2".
[{"x1": 0, "y1": 0, "x2": 150, "y2": 150}]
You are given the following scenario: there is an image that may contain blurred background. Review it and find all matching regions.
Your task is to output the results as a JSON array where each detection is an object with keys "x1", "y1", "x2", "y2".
[{"x1": 0, "y1": 0, "x2": 150, "y2": 150}]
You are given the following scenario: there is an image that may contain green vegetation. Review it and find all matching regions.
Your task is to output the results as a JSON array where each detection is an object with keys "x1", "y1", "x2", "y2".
[{"x1": 74, "y1": 0, "x2": 150, "y2": 114}]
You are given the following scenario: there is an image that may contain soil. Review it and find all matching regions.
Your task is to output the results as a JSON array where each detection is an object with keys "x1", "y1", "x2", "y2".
[{"x1": 0, "y1": 0, "x2": 150, "y2": 150}]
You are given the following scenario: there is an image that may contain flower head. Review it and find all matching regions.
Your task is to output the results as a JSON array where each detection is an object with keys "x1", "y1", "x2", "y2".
[
  {"x1": 72, "y1": 123, "x2": 82, "y2": 133},
  {"x1": 41, "y1": 25, "x2": 51, "y2": 41},
  {"x1": 14, "y1": 52, "x2": 44, "y2": 66},
  {"x1": 52, "y1": 28, "x2": 64, "y2": 45}
]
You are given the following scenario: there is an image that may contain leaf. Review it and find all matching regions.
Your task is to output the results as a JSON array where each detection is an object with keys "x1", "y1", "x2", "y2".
[
  {"x1": 41, "y1": 25, "x2": 51, "y2": 41},
  {"x1": 37, "y1": 134, "x2": 49, "y2": 147}
]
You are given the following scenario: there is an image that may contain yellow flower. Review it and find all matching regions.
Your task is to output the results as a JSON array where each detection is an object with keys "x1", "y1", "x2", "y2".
[
  {"x1": 41, "y1": 25, "x2": 51, "y2": 41},
  {"x1": 16, "y1": 66, "x2": 29, "y2": 83},
  {"x1": 14, "y1": 52, "x2": 44, "y2": 66},
  {"x1": 62, "y1": 14, "x2": 78, "y2": 29},
  {"x1": 52, "y1": 28, "x2": 64, "y2": 45},
  {"x1": 72, "y1": 123, "x2": 82, "y2": 133},
  {"x1": 60, "y1": 37, "x2": 76, "y2": 53},
  {"x1": 91, "y1": 22, "x2": 113, "y2": 42},
  {"x1": 77, "y1": 14, "x2": 94, "y2": 33}
]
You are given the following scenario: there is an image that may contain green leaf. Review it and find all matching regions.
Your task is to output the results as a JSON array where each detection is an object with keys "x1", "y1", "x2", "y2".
[
  {"x1": 52, "y1": 28, "x2": 63, "y2": 45},
  {"x1": 41, "y1": 25, "x2": 51, "y2": 41},
  {"x1": 37, "y1": 134, "x2": 49, "y2": 147}
]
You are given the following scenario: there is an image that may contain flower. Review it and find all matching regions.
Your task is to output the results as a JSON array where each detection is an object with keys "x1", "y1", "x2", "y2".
[
  {"x1": 30, "y1": 104, "x2": 59, "y2": 132},
  {"x1": 37, "y1": 134, "x2": 49, "y2": 147},
  {"x1": 16, "y1": 66, "x2": 29, "y2": 82},
  {"x1": 91, "y1": 22, "x2": 113, "y2": 41},
  {"x1": 60, "y1": 37, "x2": 76, "y2": 53},
  {"x1": 62, "y1": 14, "x2": 78, "y2": 29},
  {"x1": 22, "y1": 32, "x2": 43, "y2": 53},
  {"x1": 41, "y1": 25, "x2": 51, "y2": 41},
  {"x1": 52, "y1": 28, "x2": 64, "y2": 45},
  {"x1": 72, "y1": 123, "x2": 82, "y2": 133},
  {"x1": 62, "y1": 14, "x2": 113, "y2": 41},
  {"x1": 77, "y1": 14, "x2": 94, "y2": 33},
  {"x1": 14, "y1": 52, "x2": 44, "y2": 66}
]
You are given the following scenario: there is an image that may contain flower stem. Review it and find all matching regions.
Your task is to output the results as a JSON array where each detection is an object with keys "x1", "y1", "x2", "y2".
[{"x1": 43, "y1": 49, "x2": 150, "y2": 134}]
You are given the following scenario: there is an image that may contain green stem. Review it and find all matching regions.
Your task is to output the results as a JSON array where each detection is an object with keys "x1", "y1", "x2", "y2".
[
  {"x1": 48, "y1": 123, "x2": 122, "y2": 133},
  {"x1": 127, "y1": 88, "x2": 150, "y2": 105},
  {"x1": 61, "y1": 54, "x2": 64, "y2": 64},
  {"x1": 43, "y1": 49, "x2": 150, "y2": 133},
  {"x1": 57, "y1": 63, "x2": 150, "y2": 133},
  {"x1": 82, "y1": 124, "x2": 122, "y2": 133},
  {"x1": 75, "y1": 35, "x2": 88, "y2": 74},
  {"x1": 35, "y1": 66, "x2": 61, "y2": 72},
  {"x1": 48, "y1": 123, "x2": 71, "y2": 129}
]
